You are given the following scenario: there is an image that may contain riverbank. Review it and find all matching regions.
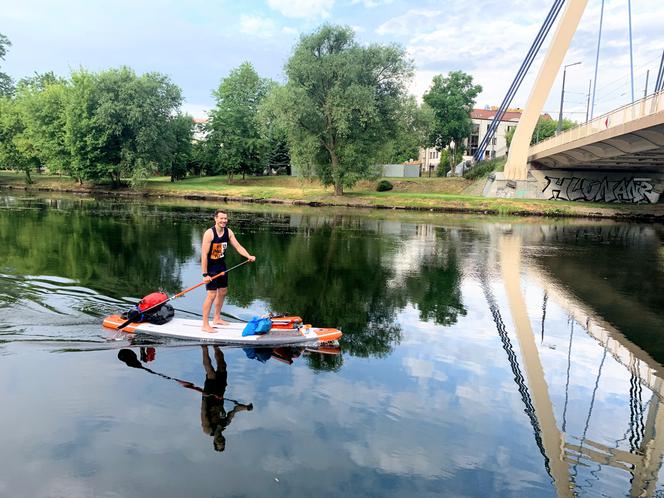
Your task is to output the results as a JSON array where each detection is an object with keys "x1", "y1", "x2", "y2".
[{"x1": 2, "y1": 171, "x2": 664, "y2": 220}]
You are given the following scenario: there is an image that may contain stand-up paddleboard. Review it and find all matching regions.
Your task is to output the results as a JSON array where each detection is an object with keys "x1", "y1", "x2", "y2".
[{"x1": 103, "y1": 315, "x2": 342, "y2": 346}]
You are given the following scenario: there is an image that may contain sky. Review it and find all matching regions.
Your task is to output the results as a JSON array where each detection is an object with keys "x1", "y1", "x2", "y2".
[{"x1": 2, "y1": 0, "x2": 662, "y2": 120}]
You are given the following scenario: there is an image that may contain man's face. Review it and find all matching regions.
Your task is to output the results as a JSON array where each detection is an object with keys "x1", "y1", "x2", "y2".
[{"x1": 214, "y1": 213, "x2": 228, "y2": 227}]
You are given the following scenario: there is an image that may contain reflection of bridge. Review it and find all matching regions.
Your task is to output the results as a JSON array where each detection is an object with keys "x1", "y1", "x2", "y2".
[{"x1": 492, "y1": 232, "x2": 664, "y2": 496}]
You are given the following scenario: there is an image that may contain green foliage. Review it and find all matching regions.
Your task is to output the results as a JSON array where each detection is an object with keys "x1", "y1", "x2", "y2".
[
  {"x1": 165, "y1": 113, "x2": 194, "y2": 181},
  {"x1": 0, "y1": 96, "x2": 40, "y2": 182},
  {"x1": 463, "y1": 157, "x2": 505, "y2": 180},
  {"x1": 14, "y1": 73, "x2": 70, "y2": 175},
  {"x1": 0, "y1": 33, "x2": 13, "y2": 97},
  {"x1": 258, "y1": 82, "x2": 291, "y2": 175},
  {"x1": 436, "y1": 148, "x2": 449, "y2": 177},
  {"x1": 505, "y1": 116, "x2": 575, "y2": 147},
  {"x1": 64, "y1": 67, "x2": 182, "y2": 186},
  {"x1": 376, "y1": 180, "x2": 393, "y2": 192},
  {"x1": 275, "y1": 24, "x2": 414, "y2": 195},
  {"x1": 423, "y1": 71, "x2": 482, "y2": 151},
  {"x1": 209, "y1": 63, "x2": 271, "y2": 181},
  {"x1": 377, "y1": 98, "x2": 434, "y2": 164}
]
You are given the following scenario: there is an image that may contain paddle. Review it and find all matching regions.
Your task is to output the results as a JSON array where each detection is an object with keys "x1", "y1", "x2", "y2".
[
  {"x1": 117, "y1": 259, "x2": 252, "y2": 330},
  {"x1": 117, "y1": 349, "x2": 252, "y2": 407}
]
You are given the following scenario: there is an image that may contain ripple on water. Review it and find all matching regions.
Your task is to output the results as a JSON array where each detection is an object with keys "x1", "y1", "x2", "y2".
[{"x1": 0, "y1": 273, "x2": 132, "y2": 345}]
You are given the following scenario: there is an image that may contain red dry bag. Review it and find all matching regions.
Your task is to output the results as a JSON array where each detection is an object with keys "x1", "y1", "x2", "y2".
[{"x1": 138, "y1": 292, "x2": 168, "y2": 312}]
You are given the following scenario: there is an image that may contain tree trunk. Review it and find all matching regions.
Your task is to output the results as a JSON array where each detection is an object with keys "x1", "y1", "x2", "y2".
[
  {"x1": 24, "y1": 169, "x2": 33, "y2": 185},
  {"x1": 330, "y1": 150, "x2": 343, "y2": 196}
]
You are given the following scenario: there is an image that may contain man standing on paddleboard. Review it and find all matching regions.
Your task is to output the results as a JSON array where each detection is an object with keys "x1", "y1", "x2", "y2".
[{"x1": 201, "y1": 210, "x2": 255, "y2": 332}]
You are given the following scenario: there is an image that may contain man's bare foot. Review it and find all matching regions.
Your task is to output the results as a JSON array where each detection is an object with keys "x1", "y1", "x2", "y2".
[
  {"x1": 202, "y1": 325, "x2": 216, "y2": 333},
  {"x1": 213, "y1": 319, "x2": 229, "y2": 326}
]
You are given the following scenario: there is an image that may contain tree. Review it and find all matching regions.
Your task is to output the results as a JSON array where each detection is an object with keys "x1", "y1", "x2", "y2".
[
  {"x1": 0, "y1": 96, "x2": 39, "y2": 182},
  {"x1": 14, "y1": 72, "x2": 70, "y2": 175},
  {"x1": 423, "y1": 71, "x2": 482, "y2": 154},
  {"x1": 505, "y1": 116, "x2": 575, "y2": 148},
  {"x1": 209, "y1": 62, "x2": 270, "y2": 181},
  {"x1": 258, "y1": 82, "x2": 291, "y2": 175},
  {"x1": 64, "y1": 67, "x2": 182, "y2": 186},
  {"x1": 276, "y1": 24, "x2": 414, "y2": 195},
  {"x1": 0, "y1": 33, "x2": 13, "y2": 96},
  {"x1": 377, "y1": 97, "x2": 434, "y2": 164},
  {"x1": 165, "y1": 114, "x2": 194, "y2": 181}
]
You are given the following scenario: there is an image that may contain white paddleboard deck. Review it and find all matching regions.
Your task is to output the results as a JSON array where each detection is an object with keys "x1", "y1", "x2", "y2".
[{"x1": 103, "y1": 315, "x2": 342, "y2": 345}]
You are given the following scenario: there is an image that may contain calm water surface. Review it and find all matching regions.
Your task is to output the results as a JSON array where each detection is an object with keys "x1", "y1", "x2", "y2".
[{"x1": 1, "y1": 193, "x2": 663, "y2": 498}]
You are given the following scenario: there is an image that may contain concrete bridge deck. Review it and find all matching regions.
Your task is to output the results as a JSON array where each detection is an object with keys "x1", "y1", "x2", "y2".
[{"x1": 528, "y1": 91, "x2": 664, "y2": 171}]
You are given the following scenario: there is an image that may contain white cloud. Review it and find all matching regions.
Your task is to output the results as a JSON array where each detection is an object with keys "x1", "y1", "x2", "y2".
[
  {"x1": 267, "y1": 0, "x2": 335, "y2": 19},
  {"x1": 376, "y1": 9, "x2": 442, "y2": 36},
  {"x1": 402, "y1": 0, "x2": 663, "y2": 116},
  {"x1": 239, "y1": 15, "x2": 277, "y2": 37},
  {"x1": 351, "y1": 0, "x2": 394, "y2": 8}
]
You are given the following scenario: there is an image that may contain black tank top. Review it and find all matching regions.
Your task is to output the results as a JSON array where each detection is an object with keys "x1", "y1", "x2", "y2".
[{"x1": 207, "y1": 226, "x2": 229, "y2": 272}]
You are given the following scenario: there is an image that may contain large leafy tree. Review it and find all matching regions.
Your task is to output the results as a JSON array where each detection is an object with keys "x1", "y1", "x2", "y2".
[
  {"x1": 64, "y1": 67, "x2": 182, "y2": 186},
  {"x1": 14, "y1": 73, "x2": 70, "y2": 175},
  {"x1": 276, "y1": 24, "x2": 414, "y2": 195},
  {"x1": 0, "y1": 96, "x2": 39, "y2": 182},
  {"x1": 423, "y1": 70, "x2": 482, "y2": 153},
  {"x1": 209, "y1": 62, "x2": 271, "y2": 181},
  {"x1": 0, "y1": 33, "x2": 13, "y2": 96}
]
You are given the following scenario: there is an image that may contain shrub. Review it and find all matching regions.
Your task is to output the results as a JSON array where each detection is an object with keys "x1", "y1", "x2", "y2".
[
  {"x1": 463, "y1": 157, "x2": 506, "y2": 180},
  {"x1": 376, "y1": 180, "x2": 393, "y2": 192}
]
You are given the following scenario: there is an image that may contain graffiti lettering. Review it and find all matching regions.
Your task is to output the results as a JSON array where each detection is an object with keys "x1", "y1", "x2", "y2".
[{"x1": 542, "y1": 175, "x2": 660, "y2": 204}]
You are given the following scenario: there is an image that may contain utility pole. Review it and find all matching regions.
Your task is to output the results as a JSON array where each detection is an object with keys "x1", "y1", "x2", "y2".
[
  {"x1": 558, "y1": 61, "x2": 581, "y2": 132},
  {"x1": 585, "y1": 79, "x2": 592, "y2": 122}
]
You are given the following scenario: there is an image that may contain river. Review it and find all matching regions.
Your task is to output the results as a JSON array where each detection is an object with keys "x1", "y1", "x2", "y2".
[{"x1": 1, "y1": 192, "x2": 663, "y2": 497}]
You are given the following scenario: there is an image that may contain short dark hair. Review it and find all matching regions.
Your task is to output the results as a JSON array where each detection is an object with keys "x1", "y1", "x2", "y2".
[{"x1": 214, "y1": 210, "x2": 227, "y2": 218}]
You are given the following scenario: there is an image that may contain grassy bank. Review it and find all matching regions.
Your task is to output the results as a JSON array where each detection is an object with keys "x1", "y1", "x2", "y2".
[{"x1": 2, "y1": 171, "x2": 663, "y2": 220}]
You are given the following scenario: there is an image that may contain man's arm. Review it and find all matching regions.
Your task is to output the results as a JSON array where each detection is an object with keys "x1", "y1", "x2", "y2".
[
  {"x1": 228, "y1": 229, "x2": 256, "y2": 262},
  {"x1": 201, "y1": 229, "x2": 213, "y2": 278}
]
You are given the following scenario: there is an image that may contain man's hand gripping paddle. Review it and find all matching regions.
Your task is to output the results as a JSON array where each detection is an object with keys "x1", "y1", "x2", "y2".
[{"x1": 116, "y1": 259, "x2": 252, "y2": 330}]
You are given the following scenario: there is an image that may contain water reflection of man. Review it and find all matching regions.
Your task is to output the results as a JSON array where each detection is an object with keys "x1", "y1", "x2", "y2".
[{"x1": 200, "y1": 345, "x2": 252, "y2": 452}]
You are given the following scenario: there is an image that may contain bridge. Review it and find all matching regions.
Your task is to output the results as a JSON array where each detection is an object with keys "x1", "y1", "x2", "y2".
[{"x1": 481, "y1": 0, "x2": 664, "y2": 203}]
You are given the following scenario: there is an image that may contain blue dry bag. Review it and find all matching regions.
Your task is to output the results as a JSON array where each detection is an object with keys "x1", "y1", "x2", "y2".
[{"x1": 242, "y1": 317, "x2": 273, "y2": 337}]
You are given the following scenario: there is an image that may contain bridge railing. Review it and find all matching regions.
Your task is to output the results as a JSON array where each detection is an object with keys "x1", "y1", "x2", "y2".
[{"x1": 529, "y1": 89, "x2": 664, "y2": 155}]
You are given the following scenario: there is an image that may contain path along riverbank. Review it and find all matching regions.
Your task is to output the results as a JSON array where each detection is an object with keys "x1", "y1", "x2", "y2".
[{"x1": 2, "y1": 172, "x2": 664, "y2": 221}]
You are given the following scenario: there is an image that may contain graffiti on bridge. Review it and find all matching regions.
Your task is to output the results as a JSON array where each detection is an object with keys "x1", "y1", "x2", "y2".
[{"x1": 542, "y1": 175, "x2": 660, "y2": 204}]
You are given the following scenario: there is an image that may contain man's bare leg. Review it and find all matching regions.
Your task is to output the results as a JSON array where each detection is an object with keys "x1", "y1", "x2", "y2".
[
  {"x1": 202, "y1": 345, "x2": 215, "y2": 377},
  {"x1": 212, "y1": 287, "x2": 229, "y2": 326},
  {"x1": 202, "y1": 291, "x2": 217, "y2": 332}
]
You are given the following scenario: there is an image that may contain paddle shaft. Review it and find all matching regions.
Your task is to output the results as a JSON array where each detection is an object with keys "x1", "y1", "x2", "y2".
[{"x1": 117, "y1": 259, "x2": 251, "y2": 330}]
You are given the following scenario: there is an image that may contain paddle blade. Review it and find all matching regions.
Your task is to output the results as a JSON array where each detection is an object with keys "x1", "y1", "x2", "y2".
[{"x1": 117, "y1": 309, "x2": 141, "y2": 330}]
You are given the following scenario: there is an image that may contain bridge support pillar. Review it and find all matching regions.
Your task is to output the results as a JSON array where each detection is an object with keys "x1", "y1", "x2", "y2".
[{"x1": 504, "y1": 0, "x2": 588, "y2": 180}]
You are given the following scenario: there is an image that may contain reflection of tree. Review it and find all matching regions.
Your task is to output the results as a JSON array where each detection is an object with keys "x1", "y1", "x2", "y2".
[
  {"x1": 403, "y1": 230, "x2": 466, "y2": 325},
  {"x1": 1, "y1": 196, "x2": 469, "y2": 359},
  {"x1": 0, "y1": 197, "x2": 194, "y2": 298},
  {"x1": 229, "y1": 216, "x2": 406, "y2": 357}
]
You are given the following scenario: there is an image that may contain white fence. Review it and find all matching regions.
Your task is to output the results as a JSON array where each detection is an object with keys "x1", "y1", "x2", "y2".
[{"x1": 529, "y1": 90, "x2": 664, "y2": 156}]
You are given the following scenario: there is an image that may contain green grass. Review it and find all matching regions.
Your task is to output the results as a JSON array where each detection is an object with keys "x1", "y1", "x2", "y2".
[{"x1": 1, "y1": 170, "x2": 661, "y2": 219}]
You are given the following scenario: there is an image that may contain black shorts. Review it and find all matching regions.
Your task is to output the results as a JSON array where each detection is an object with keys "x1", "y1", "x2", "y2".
[{"x1": 206, "y1": 268, "x2": 228, "y2": 290}]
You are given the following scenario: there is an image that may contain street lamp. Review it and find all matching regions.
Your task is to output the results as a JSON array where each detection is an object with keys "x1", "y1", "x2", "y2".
[
  {"x1": 558, "y1": 61, "x2": 582, "y2": 133},
  {"x1": 449, "y1": 140, "x2": 456, "y2": 176}
]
